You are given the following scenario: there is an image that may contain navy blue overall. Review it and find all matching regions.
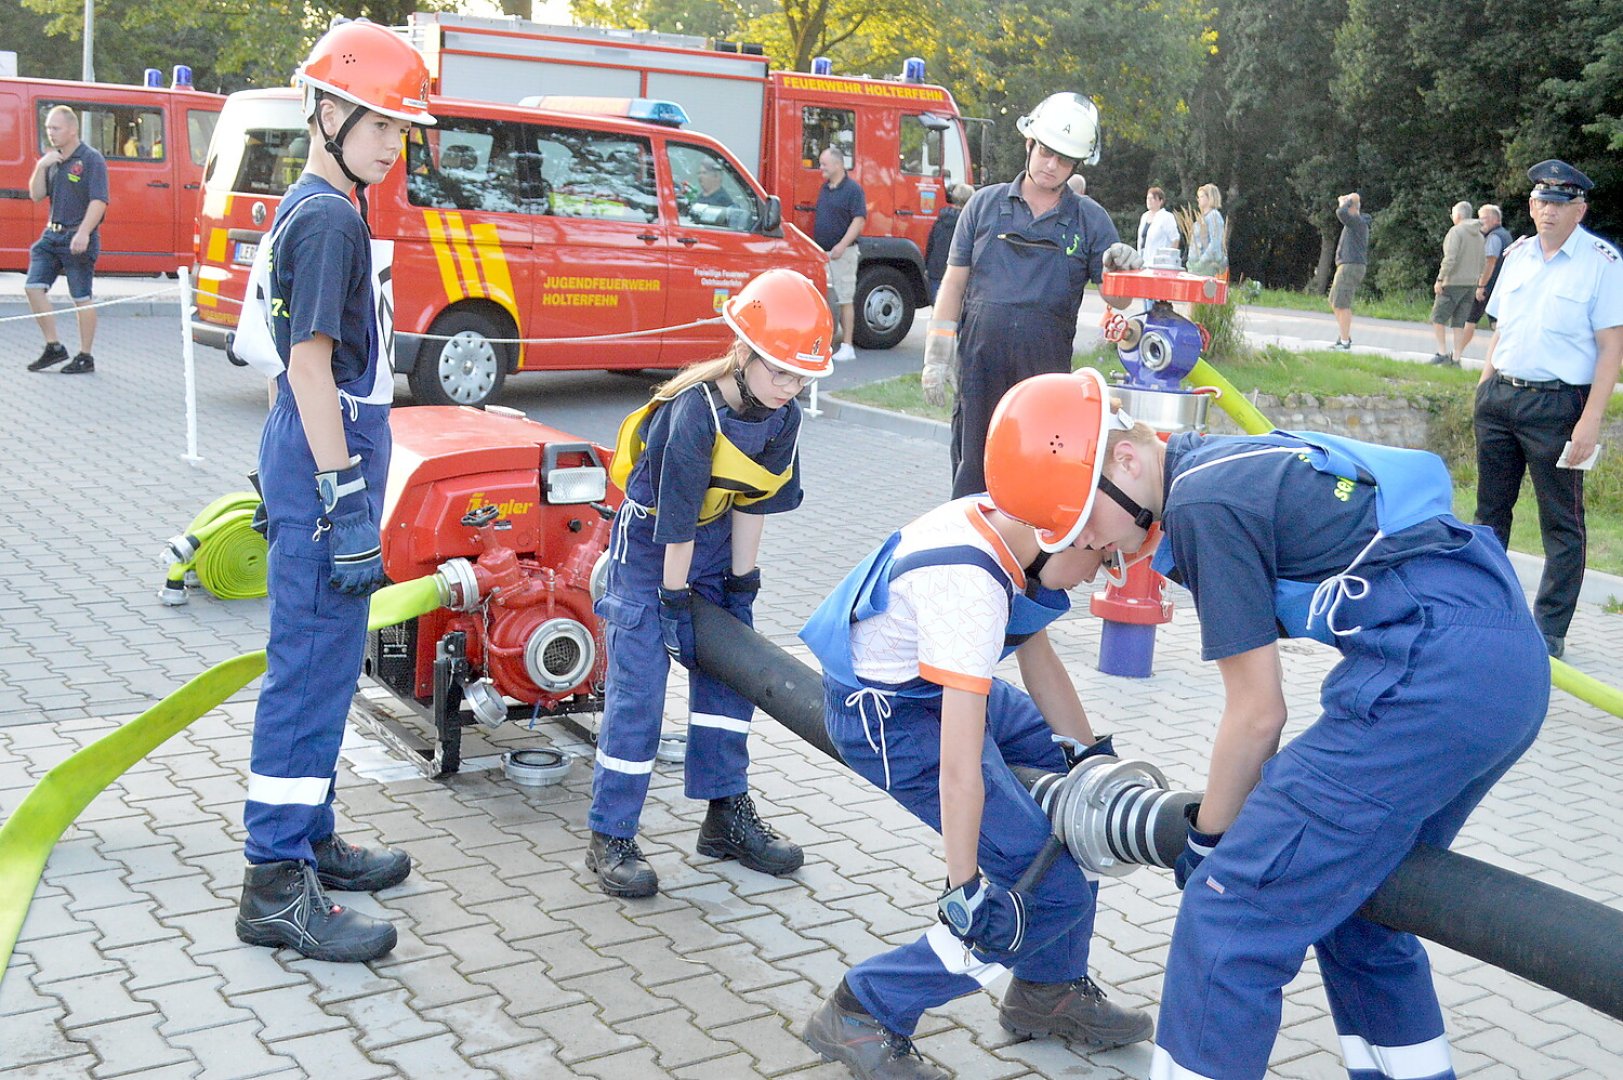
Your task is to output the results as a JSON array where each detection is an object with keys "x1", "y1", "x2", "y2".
[
  {"x1": 951, "y1": 183, "x2": 1103, "y2": 498},
  {"x1": 1146, "y1": 432, "x2": 1549, "y2": 1080},
  {"x1": 589, "y1": 386, "x2": 795, "y2": 839},
  {"x1": 800, "y1": 528, "x2": 1096, "y2": 1036},
  {"x1": 244, "y1": 183, "x2": 391, "y2": 867}
]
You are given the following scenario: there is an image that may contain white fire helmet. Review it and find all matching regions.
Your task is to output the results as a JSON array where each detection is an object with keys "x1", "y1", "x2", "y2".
[{"x1": 1016, "y1": 92, "x2": 1101, "y2": 166}]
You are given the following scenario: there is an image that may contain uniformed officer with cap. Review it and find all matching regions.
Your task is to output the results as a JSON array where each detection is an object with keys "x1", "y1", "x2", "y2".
[{"x1": 1473, "y1": 159, "x2": 1623, "y2": 659}]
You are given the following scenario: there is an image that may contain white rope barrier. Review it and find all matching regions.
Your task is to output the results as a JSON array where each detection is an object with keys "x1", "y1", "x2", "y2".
[{"x1": 0, "y1": 285, "x2": 180, "y2": 323}]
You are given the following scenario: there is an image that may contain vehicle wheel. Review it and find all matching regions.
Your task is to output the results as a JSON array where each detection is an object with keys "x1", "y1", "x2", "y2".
[
  {"x1": 852, "y1": 264, "x2": 915, "y2": 350},
  {"x1": 409, "y1": 309, "x2": 510, "y2": 407}
]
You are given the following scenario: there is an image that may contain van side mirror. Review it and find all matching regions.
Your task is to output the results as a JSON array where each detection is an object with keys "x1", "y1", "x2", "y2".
[{"x1": 760, "y1": 194, "x2": 782, "y2": 233}]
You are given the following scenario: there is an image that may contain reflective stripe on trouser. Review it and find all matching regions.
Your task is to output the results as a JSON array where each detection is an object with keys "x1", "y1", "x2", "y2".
[
  {"x1": 244, "y1": 393, "x2": 390, "y2": 865},
  {"x1": 1154, "y1": 547, "x2": 1548, "y2": 1080},
  {"x1": 588, "y1": 509, "x2": 752, "y2": 838},
  {"x1": 825, "y1": 676, "x2": 1097, "y2": 1036}
]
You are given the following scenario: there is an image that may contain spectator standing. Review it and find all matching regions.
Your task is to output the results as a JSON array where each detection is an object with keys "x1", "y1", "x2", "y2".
[
  {"x1": 1428, "y1": 200, "x2": 1486, "y2": 365},
  {"x1": 815, "y1": 147, "x2": 867, "y2": 362},
  {"x1": 919, "y1": 91, "x2": 1131, "y2": 499},
  {"x1": 924, "y1": 183, "x2": 970, "y2": 304},
  {"x1": 1136, "y1": 186, "x2": 1180, "y2": 265},
  {"x1": 24, "y1": 105, "x2": 108, "y2": 375},
  {"x1": 1474, "y1": 160, "x2": 1623, "y2": 659},
  {"x1": 1328, "y1": 192, "x2": 1371, "y2": 350},
  {"x1": 1188, "y1": 183, "x2": 1227, "y2": 277},
  {"x1": 1458, "y1": 203, "x2": 1514, "y2": 355}
]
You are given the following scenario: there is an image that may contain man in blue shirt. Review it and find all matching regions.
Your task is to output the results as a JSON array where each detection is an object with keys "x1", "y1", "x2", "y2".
[
  {"x1": 25, "y1": 105, "x2": 109, "y2": 375},
  {"x1": 814, "y1": 147, "x2": 867, "y2": 362},
  {"x1": 1473, "y1": 159, "x2": 1623, "y2": 659}
]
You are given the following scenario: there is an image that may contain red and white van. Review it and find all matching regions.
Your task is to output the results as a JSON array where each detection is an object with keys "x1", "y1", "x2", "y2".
[
  {"x1": 0, "y1": 74, "x2": 223, "y2": 274},
  {"x1": 191, "y1": 88, "x2": 827, "y2": 407}
]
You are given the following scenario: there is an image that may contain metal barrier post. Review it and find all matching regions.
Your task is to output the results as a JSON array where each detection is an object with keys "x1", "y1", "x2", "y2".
[{"x1": 178, "y1": 266, "x2": 202, "y2": 465}]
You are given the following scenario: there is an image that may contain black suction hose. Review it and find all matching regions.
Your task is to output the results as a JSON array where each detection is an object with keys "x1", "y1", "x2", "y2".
[{"x1": 690, "y1": 595, "x2": 1623, "y2": 1021}]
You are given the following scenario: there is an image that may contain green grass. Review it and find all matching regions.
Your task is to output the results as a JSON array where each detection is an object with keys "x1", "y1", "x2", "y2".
[
  {"x1": 836, "y1": 346, "x2": 1623, "y2": 575},
  {"x1": 1250, "y1": 284, "x2": 1442, "y2": 325}
]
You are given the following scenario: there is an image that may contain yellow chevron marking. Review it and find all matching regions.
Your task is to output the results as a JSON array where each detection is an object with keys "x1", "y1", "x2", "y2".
[
  {"x1": 442, "y1": 211, "x2": 485, "y2": 300},
  {"x1": 423, "y1": 211, "x2": 465, "y2": 303},
  {"x1": 206, "y1": 228, "x2": 228, "y2": 265}
]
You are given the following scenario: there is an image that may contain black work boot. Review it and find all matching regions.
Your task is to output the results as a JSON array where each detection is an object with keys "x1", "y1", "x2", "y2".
[
  {"x1": 696, "y1": 792, "x2": 803, "y2": 876},
  {"x1": 586, "y1": 831, "x2": 659, "y2": 897},
  {"x1": 235, "y1": 860, "x2": 397, "y2": 963},
  {"x1": 803, "y1": 984, "x2": 948, "y2": 1079},
  {"x1": 28, "y1": 342, "x2": 69, "y2": 371},
  {"x1": 60, "y1": 352, "x2": 94, "y2": 374},
  {"x1": 998, "y1": 974, "x2": 1154, "y2": 1048},
  {"x1": 312, "y1": 831, "x2": 411, "y2": 892}
]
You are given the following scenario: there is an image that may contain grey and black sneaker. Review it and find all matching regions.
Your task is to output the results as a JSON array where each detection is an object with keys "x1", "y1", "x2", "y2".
[
  {"x1": 60, "y1": 352, "x2": 95, "y2": 374},
  {"x1": 1426, "y1": 352, "x2": 1459, "y2": 367},
  {"x1": 235, "y1": 859, "x2": 397, "y2": 963},
  {"x1": 803, "y1": 991, "x2": 948, "y2": 1079},
  {"x1": 312, "y1": 831, "x2": 411, "y2": 892},
  {"x1": 586, "y1": 831, "x2": 659, "y2": 897},
  {"x1": 998, "y1": 974, "x2": 1154, "y2": 1049},
  {"x1": 1329, "y1": 339, "x2": 1352, "y2": 351},
  {"x1": 28, "y1": 342, "x2": 69, "y2": 371},
  {"x1": 697, "y1": 792, "x2": 803, "y2": 876}
]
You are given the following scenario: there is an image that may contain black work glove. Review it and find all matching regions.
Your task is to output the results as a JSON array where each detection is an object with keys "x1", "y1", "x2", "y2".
[
  {"x1": 720, "y1": 567, "x2": 761, "y2": 627},
  {"x1": 1174, "y1": 802, "x2": 1224, "y2": 890},
  {"x1": 1051, "y1": 732, "x2": 1116, "y2": 770},
  {"x1": 658, "y1": 586, "x2": 697, "y2": 668},
  {"x1": 937, "y1": 873, "x2": 1028, "y2": 955}
]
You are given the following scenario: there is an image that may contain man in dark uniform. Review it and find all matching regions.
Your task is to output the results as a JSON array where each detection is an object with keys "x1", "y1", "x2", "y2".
[
  {"x1": 919, "y1": 91, "x2": 1134, "y2": 498},
  {"x1": 1474, "y1": 160, "x2": 1623, "y2": 659},
  {"x1": 25, "y1": 105, "x2": 108, "y2": 375}
]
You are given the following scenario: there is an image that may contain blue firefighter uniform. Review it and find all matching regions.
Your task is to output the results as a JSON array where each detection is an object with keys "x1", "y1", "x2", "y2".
[
  {"x1": 244, "y1": 179, "x2": 394, "y2": 866},
  {"x1": 799, "y1": 499, "x2": 1096, "y2": 1036},
  {"x1": 1145, "y1": 431, "x2": 1550, "y2": 1080},
  {"x1": 947, "y1": 178, "x2": 1117, "y2": 499},
  {"x1": 590, "y1": 383, "x2": 801, "y2": 837}
]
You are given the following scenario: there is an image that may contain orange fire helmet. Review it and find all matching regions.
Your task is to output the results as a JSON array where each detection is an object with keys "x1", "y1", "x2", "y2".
[
  {"x1": 295, "y1": 19, "x2": 436, "y2": 126},
  {"x1": 722, "y1": 269, "x2": 835, "y2": 378},
  {"x1": 984, "y1": 367, "x2": 1116, "y2": 552}
]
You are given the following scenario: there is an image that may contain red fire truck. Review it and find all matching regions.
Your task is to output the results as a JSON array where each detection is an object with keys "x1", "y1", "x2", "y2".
[
  {"x1": 0, "y1": 73, "x2": 223, "y2": 275},
  {"x1": 192, "y1": 88, "x2": 826, "y2": 407},
  {"x1": 404, "y1": 12, "x2": 976, "y2": 348}
]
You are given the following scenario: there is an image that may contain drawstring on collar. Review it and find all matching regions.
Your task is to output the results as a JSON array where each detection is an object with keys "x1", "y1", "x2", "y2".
[
  {"x1": 844, "y1": 686, "x2": 896, "y2": 790},
  {"x1": 1308, "y1": 531, "x2": 1382, "y2": 637}
]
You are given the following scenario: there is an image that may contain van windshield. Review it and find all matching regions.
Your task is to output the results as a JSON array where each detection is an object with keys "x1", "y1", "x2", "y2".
[{"x1": 205, "y1": 96, "x2": 308, "y2": 197}]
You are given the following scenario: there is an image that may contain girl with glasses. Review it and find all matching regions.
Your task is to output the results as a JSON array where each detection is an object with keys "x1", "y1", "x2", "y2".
[{"x1": 586, "y1": 268, "x2": 832, "y2": 897}]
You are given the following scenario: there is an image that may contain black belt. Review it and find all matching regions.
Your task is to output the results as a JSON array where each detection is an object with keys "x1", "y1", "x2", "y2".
[
  {"x1": 45, "y1": 222, "x2": 80, "y2": 233},
  {"x1": 1496, "y1": 374, "x2": 1581, "y2": 392}
]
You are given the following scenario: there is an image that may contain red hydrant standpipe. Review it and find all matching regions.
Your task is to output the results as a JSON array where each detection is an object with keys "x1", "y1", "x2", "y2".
[{"x1": 1092, "y1": 268, "x2": 1229, "y2": 677}]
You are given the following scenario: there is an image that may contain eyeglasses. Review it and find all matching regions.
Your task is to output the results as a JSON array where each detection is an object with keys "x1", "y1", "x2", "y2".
[{"x1": 753, "y1": 357, "x2": 811, "y2": 390}]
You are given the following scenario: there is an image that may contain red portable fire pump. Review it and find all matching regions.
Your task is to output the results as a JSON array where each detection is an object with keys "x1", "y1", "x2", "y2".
[{"x1": 354, "y1": 405, "x2": 622, "y2": 777}]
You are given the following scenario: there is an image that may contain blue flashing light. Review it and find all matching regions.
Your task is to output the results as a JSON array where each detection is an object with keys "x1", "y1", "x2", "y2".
[
  {"x1": 903, "y1": 57, "x2": 926, "y2": 83},
  {"x1": 811, "y1": 57, "x2": 833, "y2": 76},
  {"x1": 144, "y1": 68, "x2": 163, "y2": 88},
  {"x1": 627, "y1": 98, "x2": 689, "y2": 127},
  {"x1": 172, "y1": 65, "x2": 193, "y2": 89}
]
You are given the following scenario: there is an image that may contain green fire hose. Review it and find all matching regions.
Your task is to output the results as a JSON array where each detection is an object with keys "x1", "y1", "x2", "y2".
[
  {"x1": 160, "y1": 492, "x2": 269, "y2": 605},
  {"x1": 0, "y1": 574, "x2": 447, "y2": 979},
  {"x1": 1187, "y1": 357, "x2": 1623, "y2": 720}
]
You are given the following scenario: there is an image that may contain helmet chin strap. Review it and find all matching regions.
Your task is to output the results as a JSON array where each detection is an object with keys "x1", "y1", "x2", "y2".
[
  {"x1": 316, "y1": 91, "x2": 372, "y2": 220},
  {"x1": 1097, "y1": 473, "x2": 1156, "y2": 531},
  {"x1": 733, "y1": 363, "x2": 768, "y2": 412}
]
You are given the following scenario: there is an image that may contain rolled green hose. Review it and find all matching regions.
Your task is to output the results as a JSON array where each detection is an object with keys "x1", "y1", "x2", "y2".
[
  {"x1": 191, "y1": 509, "x2": 269, "y2": 600},
  {"x1": 0, "y1": 573, "x2": 447, "y2": 979}
]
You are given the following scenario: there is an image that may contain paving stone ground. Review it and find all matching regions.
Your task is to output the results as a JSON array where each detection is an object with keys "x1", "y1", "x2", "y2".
[{"x1": 2, "y1": 296, "x2": 1622, "y2": 1078}]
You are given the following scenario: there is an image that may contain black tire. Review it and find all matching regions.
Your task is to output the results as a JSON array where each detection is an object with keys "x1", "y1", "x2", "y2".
[
  {"x1": 408, "y1": 309, "x2": 510, "y2": 407},
  {"x1": 852, "y1": 264, "x2": 916, "y2": 350}
]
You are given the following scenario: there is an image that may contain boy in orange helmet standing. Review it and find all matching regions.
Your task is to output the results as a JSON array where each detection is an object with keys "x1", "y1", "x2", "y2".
[{"x1": 235, "y1": 20, "x2": 437, "y2": 963}]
